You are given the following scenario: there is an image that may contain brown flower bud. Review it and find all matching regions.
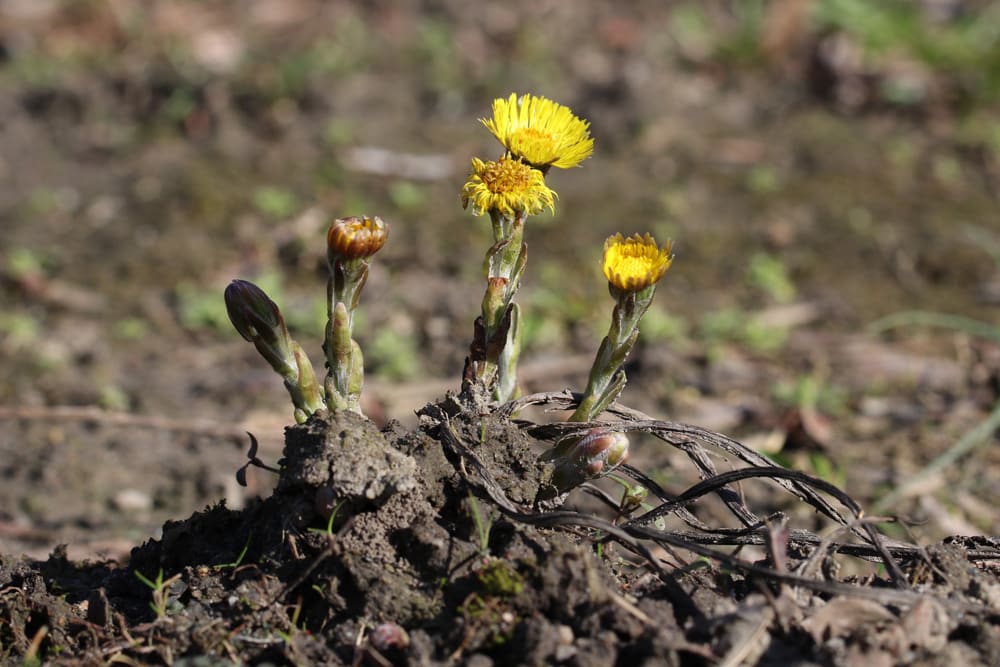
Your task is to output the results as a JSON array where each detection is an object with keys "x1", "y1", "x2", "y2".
[
  {"x1": 574, "y1": 428, "x2": 629, "y2": 476},
  {"x1": 550, "y1": 428, "x2": 630, "y2": 493},
  {"x1": 327, "y1": 215, "x2": 388, "y2": 261},
  {"x1": 224, "y1": 279, "x2": 296, "y2": 377},
  {"x1": 224, "y1": 279, "x2": 284, "y2": 344}
]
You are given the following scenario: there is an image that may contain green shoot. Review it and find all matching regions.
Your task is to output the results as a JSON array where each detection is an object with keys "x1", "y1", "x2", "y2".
[
  {"x1": 308, "y1": 500, "x2": 347, "y2": 537},
  {"x1": 216, "y1": 531, "x2": 253, "y2": 570},
  {"x1": 134, "y1": 569, "x2": 182, "y2": 619},
  {"x1": 468, "y1": 492, "x2": 494, "y2": 558}
]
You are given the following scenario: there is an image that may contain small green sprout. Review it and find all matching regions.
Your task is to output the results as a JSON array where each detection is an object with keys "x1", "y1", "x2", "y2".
[
  {"x1": 468, "y1": 492, "x2": 494, "y2": 558},
  {"x1": 134, "y1": 569, "x2": 182, "y2": 620}
]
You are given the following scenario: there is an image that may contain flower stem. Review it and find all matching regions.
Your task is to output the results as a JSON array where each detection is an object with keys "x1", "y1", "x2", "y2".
[
  {"x1": 474, "y1": 209, "x2": 527, "y2": 400},
  {"x1": 324, "y1": 259, "x2": 369, "y2": 414},
  {"x1": 570, "y1": 284, "x2": 656, "y2": 423}
]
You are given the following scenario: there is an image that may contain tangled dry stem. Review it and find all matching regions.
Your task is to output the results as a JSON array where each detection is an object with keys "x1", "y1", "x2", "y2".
[{"x1": 438, "y1": 390, "x2": 1000, "y2": 617}]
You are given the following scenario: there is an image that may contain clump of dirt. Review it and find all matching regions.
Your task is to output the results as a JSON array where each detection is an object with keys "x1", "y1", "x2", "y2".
[
  {"x1": 0, "y1": 390, "x2": 672, "y2": 664},
  {"x1": 2, "y1": 389, "x2": 1000, "y2": 665},
  {"x1": 278, "y1": 410, "x2": 419, "y2": 525}
]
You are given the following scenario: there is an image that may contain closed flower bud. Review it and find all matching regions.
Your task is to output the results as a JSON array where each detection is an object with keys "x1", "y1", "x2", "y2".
[
  {"x1": 551, "y1": 428, "x2": 630, "y2": 492},
  {"x1": 224, "y1": 279, "x2": 285, "y2": 344},
  {"x1": 225, "y1": 279, "x2": 323, "y2": 419},
  {"x1": 327, "y1": 215, "x2": 388, "y2": 261},
  {"x1": 224, "y1": 280, "x2": 296, "y2": 379},
  {"x1": 574, "y1": 428, "x2": 629, "y2": 475}
]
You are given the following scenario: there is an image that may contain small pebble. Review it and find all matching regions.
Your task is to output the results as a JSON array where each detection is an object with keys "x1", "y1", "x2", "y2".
[
  {"x1": 112, "y1": 489, "x2": 152, "y2": 513},
  {"x1": 370, "y1": 622, "x2": 410, "y2": 651}
]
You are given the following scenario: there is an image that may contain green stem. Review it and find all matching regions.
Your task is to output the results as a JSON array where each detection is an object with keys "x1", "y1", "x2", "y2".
[
  {"x1": 324, "y1": 259, "x2": 369, "y2": 414},
  {"x1": 496, "y1": 304, "x2": 522, "y2": 401},
  {"x1": 476, "y1": 209, "x2": 528, "y2": 399},
  {"x1": 570, "y1": 285, "x2": 656, "y2": 423}
]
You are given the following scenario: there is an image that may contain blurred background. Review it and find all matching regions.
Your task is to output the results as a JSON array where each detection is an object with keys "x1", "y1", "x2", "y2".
[{"x1": 1, "y1": 0, "x2": 998, "y2": 560}]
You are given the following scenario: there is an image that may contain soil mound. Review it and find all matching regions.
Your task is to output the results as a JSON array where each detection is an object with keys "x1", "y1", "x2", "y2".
[{"x1": 2, "y1": 391, "x2": 999, "y2": 665}]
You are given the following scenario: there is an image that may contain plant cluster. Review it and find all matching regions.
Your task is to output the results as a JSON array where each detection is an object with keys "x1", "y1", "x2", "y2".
[{"x1": 225, "y1": 93, "x2": 673, "y2": 496}]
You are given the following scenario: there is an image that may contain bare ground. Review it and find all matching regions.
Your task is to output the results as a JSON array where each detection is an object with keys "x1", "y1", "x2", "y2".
[{"x1": 1, "y1": 1, "x2": 999, "y2": 665}]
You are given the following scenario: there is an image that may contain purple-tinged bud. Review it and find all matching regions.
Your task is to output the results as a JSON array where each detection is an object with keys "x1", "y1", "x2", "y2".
[
  {"x1": 327, "y1": 215, "x2": 388, "y2": 262},
  {"x1": 225, "y1": 279, "x2": 324, "y2": 420},
  {"x1": 550, "y1": 428, "x2": 630, "y2": 493},
  {"x1": 224, "y1": 279, "x2": 284, "y2": 344},
  {"x1": 574, "y1": 428, "x2": 629, "y2": 475},
  {"x1": 224, "y1": 279, "x2": 296, "y2": 376}
]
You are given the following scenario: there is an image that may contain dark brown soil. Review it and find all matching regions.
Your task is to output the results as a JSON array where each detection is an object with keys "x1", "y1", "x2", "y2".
[
  {"x1": 2, "y1": 388, "x2": 999, "y2": 665},
  {"x1": 2, "y1": 1, "x2": 1000, "y2": 665}
]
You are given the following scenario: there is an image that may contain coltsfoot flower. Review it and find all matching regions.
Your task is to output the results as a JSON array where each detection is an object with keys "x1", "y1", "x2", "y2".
[
  {"x1": 482, "y1": 93, "x2": 594, "y2": 169},
  {"x1": 323, "y1": 215, "x2": 389, "y2": 415},
  {"x1": 327, "y1": 215, "x2": 389, "y2": 261},
  {"x1": 461, "y1": 155, "x2": 556, "y2": 218},
  {"x1": 602, "y1": 233, "x2": 673, "y2": 293}
]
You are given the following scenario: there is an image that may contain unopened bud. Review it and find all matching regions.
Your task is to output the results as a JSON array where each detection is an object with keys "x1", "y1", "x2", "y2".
[
  {"x1": 550, "y1": 428, "x2": 630, "y2": 493},
  {"x1": 573, "y1": 428, "x2": 629, "y2": 476},
  {"x1": 224, "y1": 279, "x2": 295, "y2": 376},
  {"x1": 224, "y1": 279, "x2": 284, "y2": 343},
  {"x1": 225, "y1": 280, "x2": 324, "y2": 420},
  {"x1": 327, "y1": 215, "x2": 388, "y2": 261}
]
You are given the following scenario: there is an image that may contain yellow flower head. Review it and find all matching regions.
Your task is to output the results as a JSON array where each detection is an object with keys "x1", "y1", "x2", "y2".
[
  {"x1": 602, "y1": 233, "x2": 673, "y2": 293},
  {"x1": 461, "y1": 155, "x2": 557, "y2": 217},
  {"x1": 481, "y1": 93, "x2": 594, "y2": 169}
]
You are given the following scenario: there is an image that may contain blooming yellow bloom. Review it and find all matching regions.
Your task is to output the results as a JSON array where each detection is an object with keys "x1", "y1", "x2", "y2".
[
  {"x1": 481, "y1": 93, "x2": 594, "y2": 169},
  {"x1": 461, "y1": 155, "x2": 556, "y2": 217},
  {"x1": 602, "y1": 233, "x2": 673, "y2": 293}
]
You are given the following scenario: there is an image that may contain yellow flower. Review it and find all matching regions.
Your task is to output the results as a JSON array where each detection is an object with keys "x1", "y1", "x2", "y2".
[
  {"x1": 461, "y1": 155, "x2": 557, "y2": 217},
  {"x1": 481, "y1": 93, "x2": 594, "y2": 169},
  {"x1": 602, "y1": 233, "x2": 673, "y2": 293}
]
